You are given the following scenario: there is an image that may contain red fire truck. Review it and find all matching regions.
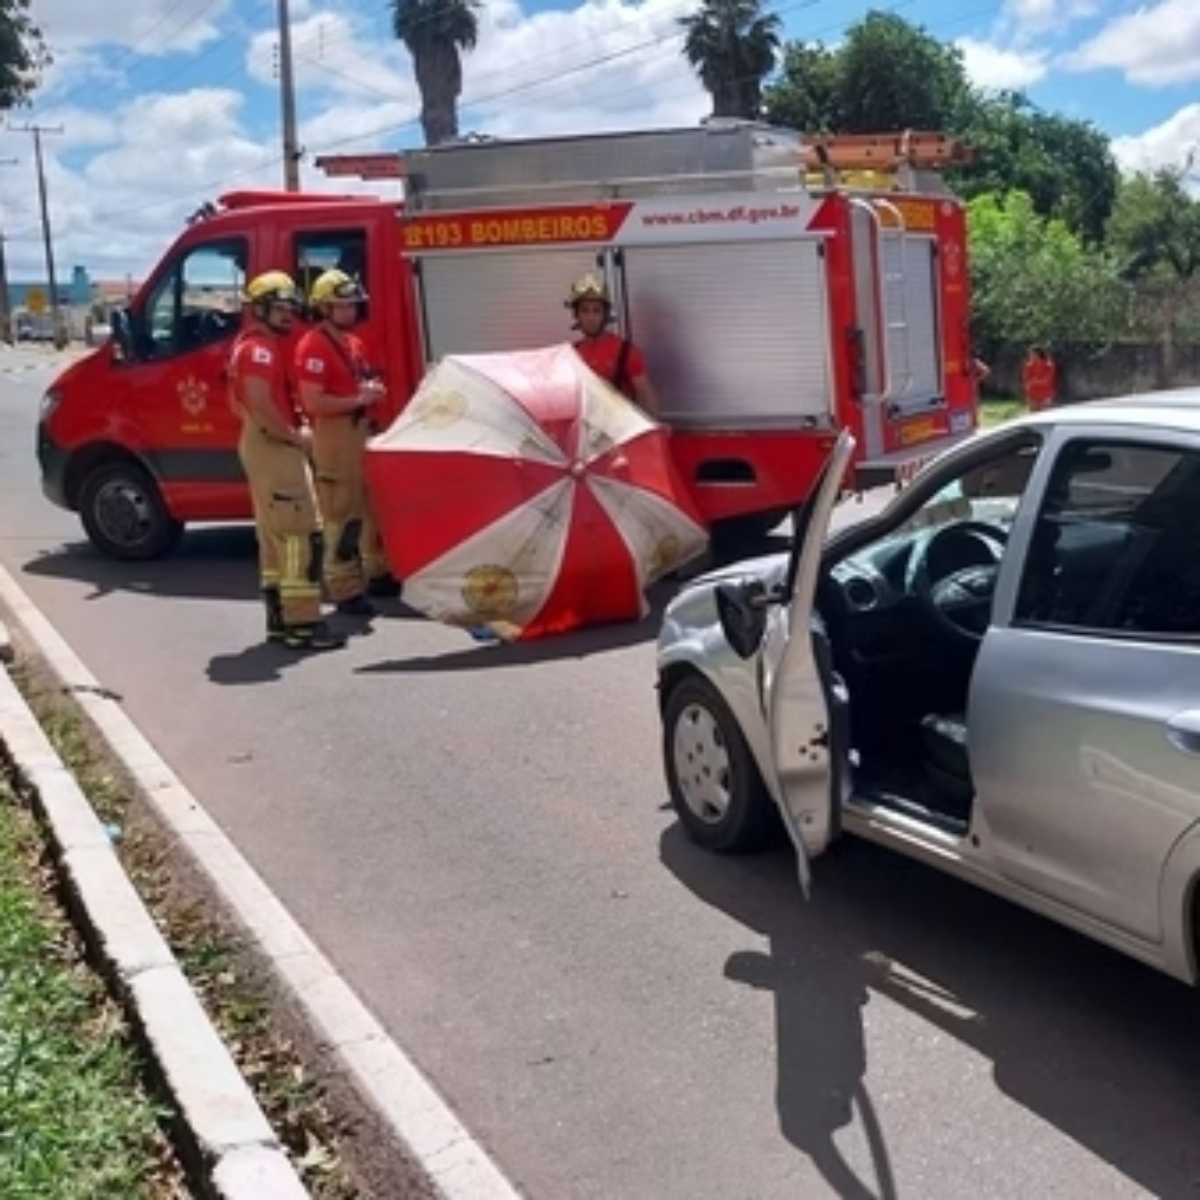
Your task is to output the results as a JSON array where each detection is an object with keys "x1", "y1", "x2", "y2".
[{"x1": 36, "y1": 121, "x2": 980, "y2": 560}]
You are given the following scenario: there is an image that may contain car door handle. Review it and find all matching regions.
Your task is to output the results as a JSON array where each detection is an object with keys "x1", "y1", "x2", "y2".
[{"x1": 1166, "y1": 710, "x2": 1200, "y2": 756}]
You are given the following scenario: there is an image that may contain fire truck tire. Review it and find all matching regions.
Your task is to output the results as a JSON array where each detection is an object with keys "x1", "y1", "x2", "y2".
[
  {"x1": 663, "y1": 673, "x2": 782, "y2": 854},
  {"x1": 78, "y1": 460, "x2": 185, "y2": 561}
]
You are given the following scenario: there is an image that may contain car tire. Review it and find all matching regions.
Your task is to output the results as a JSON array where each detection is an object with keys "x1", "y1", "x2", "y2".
[
  {"x1": 663, "y1": 673, "x2": 781, "y2": 853},
  {"x1": 78, "y1": 460, "x2": 185, "y2": 561}
]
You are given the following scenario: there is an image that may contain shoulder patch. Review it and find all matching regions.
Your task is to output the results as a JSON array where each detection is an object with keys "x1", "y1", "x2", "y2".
[{"x1": 304, "y1": 356, "x2": 326, "y2": 373}]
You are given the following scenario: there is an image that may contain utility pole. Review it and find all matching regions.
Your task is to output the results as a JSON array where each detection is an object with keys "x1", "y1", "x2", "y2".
[
  {"x1": 11, "y1": 123, "x2": 64, "y2": 346},
  {"x1": 277, "y1": 0, "x2": 300, "y2": 190},
  {"x1": 0, "y1": 156, "x2": 18, "y2": 345}
]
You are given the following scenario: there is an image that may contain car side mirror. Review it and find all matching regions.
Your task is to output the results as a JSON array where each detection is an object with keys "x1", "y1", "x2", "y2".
[{"x1": 716, "y1": 578, "x2": 772, "y2": 659}]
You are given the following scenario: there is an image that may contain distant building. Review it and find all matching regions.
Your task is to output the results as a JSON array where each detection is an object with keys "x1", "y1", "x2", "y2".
[{"x1": 9, "y1": 265, "x2": 142, "y2": 313}]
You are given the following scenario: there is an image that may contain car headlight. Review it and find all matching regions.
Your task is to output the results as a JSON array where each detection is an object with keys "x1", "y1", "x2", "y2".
[{"x1": 38, "y1": 387, "x2": 62, "y2": 421}]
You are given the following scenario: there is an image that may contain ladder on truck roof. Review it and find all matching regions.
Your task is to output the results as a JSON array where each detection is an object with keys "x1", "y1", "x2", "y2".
[
  {"x1": 311, "y1": 126, "x2": 975, "y2": 204},
  {"x1": 801, "y1": 130, "x2": 975, "y2": 193}
]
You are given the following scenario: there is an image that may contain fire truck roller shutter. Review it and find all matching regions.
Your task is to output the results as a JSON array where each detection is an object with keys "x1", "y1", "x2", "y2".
[
  {"x1": 878, "y1": 233, "x2": 942, "y2": 415},
  {"x1": 619, "y1": 240, "x2": 835, "y2": 430},
  {"x1": 415, "y1": 249, "x2": 605, "y2": 361}
]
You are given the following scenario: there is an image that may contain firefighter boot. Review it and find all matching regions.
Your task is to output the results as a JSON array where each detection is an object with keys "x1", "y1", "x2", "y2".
[
  {"x1": 282, "y1": 620, "x2": 347, "y2": 652},
  {"x1": 263, "y1": 585, "x2": 285, "y2": 643}
]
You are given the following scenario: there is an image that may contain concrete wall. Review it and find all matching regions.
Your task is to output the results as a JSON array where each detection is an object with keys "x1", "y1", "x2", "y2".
[{"x1": 984, "y1": 341, "x2": 1200, "y2": 404}]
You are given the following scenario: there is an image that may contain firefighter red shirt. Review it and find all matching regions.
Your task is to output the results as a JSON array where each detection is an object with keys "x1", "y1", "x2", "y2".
[
  {"x1": 1023, "y1": 358, "x2": 1057, "y2": 410},
  {"x1": 573, "y1": 332, "x2": 646, "y2": 398},
  {"x1": 227, "y1": 330, "x2": 297, "y2": 426},
  {"x1": 294, "y1": 326, "x2": 369, "y2": 417}
]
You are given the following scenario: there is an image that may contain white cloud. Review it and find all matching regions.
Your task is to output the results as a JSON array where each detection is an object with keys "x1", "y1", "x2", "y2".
[
  {"x1": 1064, "y1": 0, "x2": 1200, "y2": 87},
  {"x1": 993, "y1": 0, "x2": 1100, "y2": 44},
  {"x1": 1111, "y1": 103, "x2": 1200, "y2": 175},
  {"x1": 956, "y1": 36, "x2": 1047, "y2": 90},
  {"x1": 34, "y1": 0, "x2": 232, "y2": 55},
  {"x1": 0, "y1": 0, "x2": 709, "y2": 281}
]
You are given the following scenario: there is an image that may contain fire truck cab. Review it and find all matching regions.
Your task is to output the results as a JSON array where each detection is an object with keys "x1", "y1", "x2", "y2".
[{"x1": 37, "y1": 120, "x2": 979, "y2": 560}]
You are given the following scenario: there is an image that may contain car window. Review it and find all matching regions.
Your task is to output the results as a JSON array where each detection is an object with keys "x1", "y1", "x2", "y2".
[
  {"x1": 1014, "y1": 439, "x2": 1200, "y2": 639},
  {"x1": 139, "y1": 239, "x2": 246, "y2": 360}
]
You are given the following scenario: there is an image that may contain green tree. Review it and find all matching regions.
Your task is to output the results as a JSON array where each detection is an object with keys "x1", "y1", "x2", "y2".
[
  {"x1": 761, "y1": 41, "x2": 839, "y2": 132},
  {"x1": 763, "y1": 10, "x2": 972, "y2": 134},
  {"x1": 0, "y1": 0, "x2": 49, "y2": 111},
  {"x1": 954, "y1": 94, "x2": 1118, "y2": 245},
  {"x1": 391, "y1": 0, "x2": 481, "y2": 147},
  {"x1": 967, "y1": 190, "x2": 1128, "y2": 354},
  {"x1": 679, "y1": 0, "x2": 782, "y2": 120},
  {"x1": 1106, "y1": 166, "x2": 1200, "y2": 360},
  {"x1": 761, "y1": 12, "x2": 1118, "y2": 245}
]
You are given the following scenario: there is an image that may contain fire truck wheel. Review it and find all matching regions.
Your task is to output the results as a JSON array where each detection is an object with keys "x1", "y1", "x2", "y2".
[
  {"x1": 663, "y1": 673, "x2": 782, "y2": 854},
  {"x1": 710, "y1": 510, "x2": 789, "y2": 567},
  {"x1": 78, "y1": 460, "x2": 185, "y2": 561}
]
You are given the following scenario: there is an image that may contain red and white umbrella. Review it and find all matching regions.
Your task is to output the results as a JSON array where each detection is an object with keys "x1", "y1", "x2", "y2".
[{"x1": 364, "y1": 343, "x2": 708, "y2": 641}]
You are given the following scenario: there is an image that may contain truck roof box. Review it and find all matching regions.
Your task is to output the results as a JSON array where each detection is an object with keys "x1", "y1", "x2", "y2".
[{"x1": 401, "y1": 120, "x2": 808, "y2": 211}]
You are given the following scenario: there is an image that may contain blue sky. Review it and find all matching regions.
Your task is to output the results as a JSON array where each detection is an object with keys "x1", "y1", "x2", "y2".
[{"x1": 5, "y1": 0, "x2": 1197, "y2": 280}]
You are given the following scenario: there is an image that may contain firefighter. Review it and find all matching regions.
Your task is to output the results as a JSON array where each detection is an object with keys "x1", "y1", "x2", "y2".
[
  {"x1": 294, "y1": 269, "x2": 400, "y2": 616},
  {"x1": 565, "y1": 274, "x2": 659, "y2": 417},
  {"x1": 1022, "y1": 345, "x2": 1057, "y2": 412},
  {"x1": 228, "y1": 271, "x2": 345, "y2": 652}
]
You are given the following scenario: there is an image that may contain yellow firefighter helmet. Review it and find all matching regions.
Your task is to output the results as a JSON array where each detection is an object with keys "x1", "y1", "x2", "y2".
[
  {"x1": 310, "y1": 268, "x2": 368, "y2": 306},
  {"x1": 565, "y1": 273, "x2": 610, "y2": 309},
  {"x1": 243, "y1": 270, "x2": 301, "y2": 308}
]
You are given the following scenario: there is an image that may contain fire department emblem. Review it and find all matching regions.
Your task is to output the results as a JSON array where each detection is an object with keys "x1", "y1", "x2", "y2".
[
  {"x1": 649, "y1": 535, "x2": 682, "y2": 577},
  {"x1": 462, "y1": 564, "x2": 520, "y2": 618},
  {"x1": 413, "y1": 388, "x2": 467, "y2": 428},
  {"x1": 178, "y1": 375, "x2": 209, "y2": 416}
]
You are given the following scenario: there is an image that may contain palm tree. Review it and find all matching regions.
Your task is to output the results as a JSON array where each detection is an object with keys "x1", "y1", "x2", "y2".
[
  {"x1": 391, "y1": 0, "x2": 482, "y2": 146},
  {"x1": 679, "y1": 0, "x2": 782, "y2": 121}
]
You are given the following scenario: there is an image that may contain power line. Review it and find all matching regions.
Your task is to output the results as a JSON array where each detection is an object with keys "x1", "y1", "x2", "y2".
[{"x1": 5, "y1": 0, "x2": 1014, "y2": 262}]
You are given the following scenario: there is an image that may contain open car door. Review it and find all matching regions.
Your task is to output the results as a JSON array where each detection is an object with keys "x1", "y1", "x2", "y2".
[{"x1": 762, "y1": 430, "x2": 856, "y2": 892}]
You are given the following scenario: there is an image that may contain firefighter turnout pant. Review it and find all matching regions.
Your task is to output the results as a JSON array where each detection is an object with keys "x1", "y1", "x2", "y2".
[
  {"x1": 238, "y1": 423, "x2": 324, "y2": 631},
  {"x1": 310, "y1": 415, "x2": 390, "y2": 604}
]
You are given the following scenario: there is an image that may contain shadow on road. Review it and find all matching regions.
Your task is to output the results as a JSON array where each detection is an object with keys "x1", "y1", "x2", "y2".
[
  {"x1": 21, "y1": 526, "x2": 261, "y2": 602},
  {"x1": 660, "y1": 826, "x2": 1200, "y2": 1199},
  {"x1": 355, "y1": 584, "x2": 680, "y2": 674}
]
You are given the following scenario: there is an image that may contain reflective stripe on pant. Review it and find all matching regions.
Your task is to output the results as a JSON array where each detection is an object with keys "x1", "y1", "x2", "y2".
[
  {"x1": 238, "y1": 423, "x2": 323, "y2": 627},
  {"x1": 311, "y1": 416, "x2": 390, "y2": 602}
]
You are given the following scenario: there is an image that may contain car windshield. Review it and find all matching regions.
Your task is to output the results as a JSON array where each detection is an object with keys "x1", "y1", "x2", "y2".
[{"x1": 897, "y1": 448, "x2": 1036, "y2": 534}]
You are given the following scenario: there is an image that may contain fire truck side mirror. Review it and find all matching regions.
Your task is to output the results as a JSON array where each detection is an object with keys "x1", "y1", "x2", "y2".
[{"x1": 110, "y1": 309, "x2": 135, "y2": 366}]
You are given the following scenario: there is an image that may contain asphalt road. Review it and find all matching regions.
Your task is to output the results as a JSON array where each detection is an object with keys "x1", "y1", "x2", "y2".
[{"x1": 3, "y1": 352, "x2": 1199, "y2": 1200}]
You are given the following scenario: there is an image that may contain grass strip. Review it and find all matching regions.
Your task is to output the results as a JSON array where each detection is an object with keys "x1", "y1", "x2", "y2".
[
  {"x1": 0, "y1": 770, "x2": 190, "y2": 1199},
  {"x1": 5, "y1": 650, "x2": 419, "y2": 1199}
]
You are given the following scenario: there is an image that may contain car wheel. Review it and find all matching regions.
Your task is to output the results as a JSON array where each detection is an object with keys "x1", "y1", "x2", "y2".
[
  {"x1": 663, "y1": 673, "x2": 781, "y2": 853},
  {"x1": 78, "y1": 460, "x2": 185, "y2": 561}
]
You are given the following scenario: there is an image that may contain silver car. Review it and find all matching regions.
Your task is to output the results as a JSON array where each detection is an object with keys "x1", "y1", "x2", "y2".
[{"x1": 657, "y1": 394, "x2": 1200, "y2": 985}]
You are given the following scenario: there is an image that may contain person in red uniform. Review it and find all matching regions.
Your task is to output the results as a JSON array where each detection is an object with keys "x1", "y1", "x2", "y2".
[
  {"x1": 227, "y1": 271, "x2": 344, "y2": 652},
  {"x1": 294, "y1": 269, "x2": 399, "y2": 617},
  {"x1": 1022, "y1": 345, "x2": 1057, "y2": 412},
  {"x1": 565, "y1": 274, "x2": 659, "y2": 417}
]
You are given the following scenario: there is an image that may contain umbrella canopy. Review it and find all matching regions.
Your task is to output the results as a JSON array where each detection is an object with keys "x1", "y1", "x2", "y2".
[{"x1": 364, "y1": 343, "x2": 709, "y2": 641}]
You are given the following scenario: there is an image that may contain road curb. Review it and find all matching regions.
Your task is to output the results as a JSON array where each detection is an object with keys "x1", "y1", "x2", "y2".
[
  {"x1": 0, "y1": 624, "x2": 309, "y2": 1199},
  {"x1": 0, "y1": 567, "x2": 525, "y2": 1200}
]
